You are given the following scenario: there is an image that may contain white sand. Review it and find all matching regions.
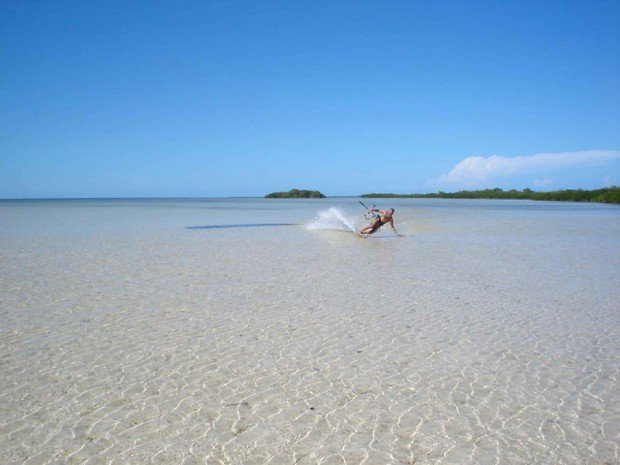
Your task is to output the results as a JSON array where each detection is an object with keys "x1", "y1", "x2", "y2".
[{"x1": 1, "y1": 198, "x2": 618, "y2": 464}]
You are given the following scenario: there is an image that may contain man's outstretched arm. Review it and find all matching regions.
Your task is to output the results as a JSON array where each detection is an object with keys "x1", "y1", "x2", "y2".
[{"x1": 390, "y1": 219, "x2": 402, "y2": 237}]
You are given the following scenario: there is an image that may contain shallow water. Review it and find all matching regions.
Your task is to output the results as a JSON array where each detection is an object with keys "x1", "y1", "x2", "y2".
[{"x1": 1, "y1": 198, "x2": 619, "y2": 465}]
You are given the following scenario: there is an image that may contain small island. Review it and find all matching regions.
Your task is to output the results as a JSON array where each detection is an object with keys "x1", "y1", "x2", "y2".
[
  {"x1": 361, "y1": 187, "x2": 620, "y2": 204},
  {"x1": 265, "y1": 189, "x2": 326, "y2": 199}
]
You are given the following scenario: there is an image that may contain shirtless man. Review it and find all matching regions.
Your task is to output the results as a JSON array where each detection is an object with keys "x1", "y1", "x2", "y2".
[{"x1": 359, "y1": 208, "x2": 401, "y2": 236}]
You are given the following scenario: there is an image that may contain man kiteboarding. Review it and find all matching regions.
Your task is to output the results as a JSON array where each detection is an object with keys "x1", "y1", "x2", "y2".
[{"x1": 359, "y1": 205, "x2": 401, "y2": 236}]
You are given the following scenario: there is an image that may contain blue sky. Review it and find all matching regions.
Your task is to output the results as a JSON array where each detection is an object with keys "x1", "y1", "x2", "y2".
[{"x1": 1, "y1": 0, "x2": 619, "y2": 198}]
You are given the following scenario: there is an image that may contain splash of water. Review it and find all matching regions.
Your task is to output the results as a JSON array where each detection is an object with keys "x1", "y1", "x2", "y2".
[{"x1": 305, "y1": 208, "x2": 357, "y2": 233}]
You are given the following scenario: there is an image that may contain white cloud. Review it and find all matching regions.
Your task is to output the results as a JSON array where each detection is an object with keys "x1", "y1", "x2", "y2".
[{"x1": 429, "y1": 150, "x2": 620, "y2": 189}]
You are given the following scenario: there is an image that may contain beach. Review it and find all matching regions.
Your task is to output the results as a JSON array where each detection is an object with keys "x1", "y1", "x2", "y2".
[{"x1": 1, "y1": 198, "x2": 618, "y2": 465}]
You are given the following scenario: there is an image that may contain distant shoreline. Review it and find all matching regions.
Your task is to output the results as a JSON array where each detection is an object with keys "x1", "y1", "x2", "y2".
[
  {"x1": 265, "y1": 189, "x2": 326, "y2": 199},
  {"x1": 2, "y1": 186, "x2": 619, "y2": 204},
  {"x1": 362, "y1": 187, "x2": 620, "y2": 204}
]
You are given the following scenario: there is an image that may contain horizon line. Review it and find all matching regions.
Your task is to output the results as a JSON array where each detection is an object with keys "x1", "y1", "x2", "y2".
[
  {"x1": 0, "y1": 195, "x2": 363, "y2": 201},
  {"x1": 1, "y1": 185, "x2": 617, "y2": 201}
]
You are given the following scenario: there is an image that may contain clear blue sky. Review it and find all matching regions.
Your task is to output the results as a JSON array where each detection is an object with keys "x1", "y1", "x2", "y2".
[{"x1": 1, "y1": 0, "x2": 619, "y2": 198}]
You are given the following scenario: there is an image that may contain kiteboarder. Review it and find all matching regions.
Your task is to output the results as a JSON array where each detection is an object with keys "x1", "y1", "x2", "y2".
[{"x1": 359, "y1": 207, "x2": 401, "y2": 236}]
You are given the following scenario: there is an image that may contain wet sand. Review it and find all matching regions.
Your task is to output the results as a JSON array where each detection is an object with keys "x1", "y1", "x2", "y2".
[{"x1": 1, "y1": 198, "x2": 618, "y2": 464}]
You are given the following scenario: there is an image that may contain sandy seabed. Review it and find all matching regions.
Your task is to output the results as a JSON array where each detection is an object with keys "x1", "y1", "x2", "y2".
[{"x1": 1, "y1": 198, "x2": 618, "y2": 465}]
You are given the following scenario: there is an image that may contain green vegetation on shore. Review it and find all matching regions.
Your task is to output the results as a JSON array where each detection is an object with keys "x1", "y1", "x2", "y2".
[
  {"x1": 362, "y1": 187, "x2": 620, "y2": 204},
  {"x1": 265, "y1": 189, "x2": 326, "y2": 199}
]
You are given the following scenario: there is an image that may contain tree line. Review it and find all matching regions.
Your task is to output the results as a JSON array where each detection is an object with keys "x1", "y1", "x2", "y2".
[
  {"x1": 265, "y1": 189, "x2": 326, "y2": 198},
  {"x1": 361, "y1": 187, "x2": 620, "y2": 204}
]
